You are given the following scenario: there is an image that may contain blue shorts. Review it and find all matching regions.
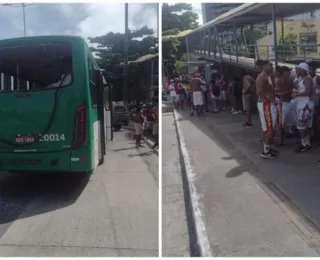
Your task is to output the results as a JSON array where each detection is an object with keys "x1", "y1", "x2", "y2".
[
  {"x1": 178, "y1": 94, "x2": 185, "y2": 101},
  {"x1": 170, "y1": 95, "x2": 177, "y2": 101}
]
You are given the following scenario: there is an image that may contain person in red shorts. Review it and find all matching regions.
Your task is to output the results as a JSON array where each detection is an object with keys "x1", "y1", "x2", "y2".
[{"x1": 256, "y1": 60, "x2": 278, "y2": 159}]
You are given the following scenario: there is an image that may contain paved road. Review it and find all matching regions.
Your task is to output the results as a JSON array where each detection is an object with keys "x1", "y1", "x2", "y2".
[
  {"x1": 173, "y1": 110, "x2": 320, "y2": 257},
  {"x1": 0, "y1": 129, "x2": 158, "y2": 257}
]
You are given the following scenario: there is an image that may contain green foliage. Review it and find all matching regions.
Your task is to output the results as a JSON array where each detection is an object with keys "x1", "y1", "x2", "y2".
[
  {"x1": 162, "y1": 3, "x2": 198, "y2": 31},
  {"x1": 237, "y1": 26, "x2": 266, "y2": 45},
  {"x1": 277, "y1": 33, "x2": 298, "y2": 60},
  {"x1": 88, "y1": 26, "x2": 158, "y2": 101},
  {"x1": 162, "y1": 3, "x2": 199, "y2": 78}
]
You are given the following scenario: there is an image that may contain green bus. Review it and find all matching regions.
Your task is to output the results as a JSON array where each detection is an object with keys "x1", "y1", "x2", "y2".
[{"x1": 0, "y1": 35, "x2": 112, "y2": 173}]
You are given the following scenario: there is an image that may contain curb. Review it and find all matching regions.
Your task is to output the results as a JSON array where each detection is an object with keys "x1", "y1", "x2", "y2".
[
  {"x1": 143, "y1": 137, "x2": 159, "y2": 155},
  {"x1": 173, "y1": 110, "x2": 212, "y2": 257},
  {"x1": 122, "y1": 126, "x2": 159, "y2": 155}
]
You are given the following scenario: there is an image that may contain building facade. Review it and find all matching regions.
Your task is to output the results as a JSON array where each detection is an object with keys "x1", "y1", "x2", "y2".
[{"x1": 201, "y1": 3, "x2": 242, "y2": 24}]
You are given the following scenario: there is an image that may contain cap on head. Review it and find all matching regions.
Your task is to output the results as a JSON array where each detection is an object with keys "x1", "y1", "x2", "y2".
[
  {"x1": 261, "y1": 60, "x2": 271, "y2": 66},
  {"x1": 279, "y1": 66, "x2": 292, "y2": 73},
  {"x1": 255, "y1": 59, "x2": 264, "y2": 66},
  {"x1": 296, "y1": 62, "x2": 309, "y2": 72}
]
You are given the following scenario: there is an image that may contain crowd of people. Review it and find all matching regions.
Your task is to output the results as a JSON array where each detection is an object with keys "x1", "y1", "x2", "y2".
[
  {"x1": 131, "y1": 102, "x2": 159, "y2": 149},
  {"x1": 167, "y1": 60, "x2": 320, "y2": 161}
]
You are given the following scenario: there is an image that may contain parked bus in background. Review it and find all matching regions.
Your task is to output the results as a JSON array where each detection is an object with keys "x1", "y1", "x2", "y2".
[{"x1": 0, "y1": 35, "x2": 112, "y2": 173}]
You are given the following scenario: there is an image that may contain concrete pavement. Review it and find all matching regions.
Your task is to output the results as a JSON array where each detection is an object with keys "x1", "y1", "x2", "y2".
[
  {"x1": 162, "y1": 111, "x2": 190, "y2": 257},
  {"x1": 173, "y1": 109, "x2": 320, "y2": 256},
  {"x1": 0, "y1": 129, "x2": 158, "y2": 257}
]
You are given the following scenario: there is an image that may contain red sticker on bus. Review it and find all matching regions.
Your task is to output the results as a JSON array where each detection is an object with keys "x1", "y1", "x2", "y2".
[{"x1": 15, "y1": 135, "x2": 35, "y2": 143}]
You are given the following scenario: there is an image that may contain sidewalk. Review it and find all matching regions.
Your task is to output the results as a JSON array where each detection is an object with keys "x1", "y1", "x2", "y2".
[
  {"x1": 162, "y1": 111, "x2": 190, "y2": 257},
  {"x1": 174, "y1": 109, "x2": 320, "y2": 256},
  {"x1": 122, "y1": 123, "x2": 159, "y2": 154}
]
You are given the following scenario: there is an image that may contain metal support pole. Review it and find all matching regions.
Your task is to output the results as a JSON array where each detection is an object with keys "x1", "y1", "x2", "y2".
[
  {"x1": 150, "y1": 59, "x2": 154, "y2": 102},
  {"x1": 221, "y1": 31, "x2": 225, "y2": 53},
  {"x1": 249, "y1": 24, "x2": 254, "y2": 58},
  {"x1": 200, "y1": 32, "x2": 204, "y2": 55},
  {"x1": 123, "y1": 3, "x2": 129, "y2": 106},
  {"x1": 214, "y1": 25, "x2": 223, "y2": 72},
  {"x1": 22, "y1": 4, "x2": 26, "y2": 36},
  {"x1": 272, "y1": 4, "x2": 278, "y2": 66},
  {"x1": 233, "y1": 19, "x2": 238, "y2": 64},
  {"x1": 281, "y1": 17, "x2": 284, "y2": 43},
  {"x1": 208, "y1": 28, "x2": 211, "y2": 57},
  {"x1": 213, "y1": 28, "x2": 217, "y2": 58},
  {"x1": 241, "y1": 27, "x2": 249, "y2": 57},
  {"x1": 186, "y1": 36, "x2": 190, "y2": 75}
]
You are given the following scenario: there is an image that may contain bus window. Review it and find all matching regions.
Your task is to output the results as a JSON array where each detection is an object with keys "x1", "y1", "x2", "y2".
[
  {"x1": 0, "y1": 73, "x2": 3, "y2": 90},
  {"x1": 88, "y1": 56, "x2": 98, "y2": 108},
  {"x1": 2, "y1": 74, "x2": 13, "y2": 91},
  {"x1": 18, "y1": 79, "x2": 28, "y2": 90},
  {"x1": 0, "y1": 42, "x2": 73, "y2": 91},
  {"x1": 104, "y1": 86, "x2": 111, "y2": 111}
]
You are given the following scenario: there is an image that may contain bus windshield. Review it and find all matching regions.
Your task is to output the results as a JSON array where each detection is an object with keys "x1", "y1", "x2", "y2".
[{"x1": 0, "y1": 42, "x2": 73, "y2": 91}]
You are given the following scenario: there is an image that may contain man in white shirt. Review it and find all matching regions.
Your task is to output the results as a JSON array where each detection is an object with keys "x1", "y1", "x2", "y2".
[
  {"x1": 190, "y1": 73, "x2": 206, "y2": 116},
  {"x1": 168, "y1": 79, "x2": 177, "y2": 108},
  {"x1": 292, "y1": 62, "x2": 314, "y2": 153}
]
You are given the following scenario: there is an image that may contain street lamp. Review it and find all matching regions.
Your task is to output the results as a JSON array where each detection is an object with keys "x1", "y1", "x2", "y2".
[{"x1": 1, "y1": 3, "x2": 34, "y2": 37}]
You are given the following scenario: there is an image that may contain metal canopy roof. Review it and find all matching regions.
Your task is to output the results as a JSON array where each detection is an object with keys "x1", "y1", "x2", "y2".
[
  {"x1": 188, "y1": 3, "x2": 320, "y2": 35},
  {"x1": 181, "y1": 60, "x2": 216, "y2": 66},
  {"x1": 121, "y1": 53, "x2": 158, "y2": 65},
  {"x1": 132, "y1": 53, "x2": 158, "y2": 63},
  {"x1": 163, "y1": 29, "x2": 193, "y2": 39}
]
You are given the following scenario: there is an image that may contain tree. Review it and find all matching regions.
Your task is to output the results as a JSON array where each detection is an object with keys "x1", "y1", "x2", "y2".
[
  {"x1": 88, "y1": 26, "x2": 158, "y2": 101},
  {"x1": 162, "y1": 3, "x2": 199, "y2": 78},
  {"x1": 163, "y1": 38, "x2": 180, "y2": 78},
  {"x1": 162, "y1": 3, "x2": 199, "y2": 32},
  {"x1": 235, "y1": 26, "x2": 266, "y2": 57},
  {"x1": 277, "y1": 33, "x2": 298, "y2": 60}
]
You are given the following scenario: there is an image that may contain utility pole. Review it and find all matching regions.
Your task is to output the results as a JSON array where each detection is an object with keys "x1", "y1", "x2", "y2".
[
  {"x1": 22, "y1": 3, "x2": 26, "y2": 36},
  {"x1": 123, "y1": 3, "x2": 129, "y2": 107},
  {"x1": 1, "y1": 3, "x2": 33, "y2": 37},
  {"x1": 157, "y1": 3, "x2": 159, "y2": 40},
  {"x1": 150, "y1": 3, "x2": 158, "y2": 103},
  {"x1": 150, "y1": 59, "x2": 154, "y2": 102}
]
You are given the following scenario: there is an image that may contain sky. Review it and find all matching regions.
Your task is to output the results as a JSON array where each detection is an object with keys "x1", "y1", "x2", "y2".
[
  {"x1": 191, "y1": 3, "x2": 203, "y2": 25},
  {"x1": 0, "y1": 3, "x2": 158, "y2": 42}
]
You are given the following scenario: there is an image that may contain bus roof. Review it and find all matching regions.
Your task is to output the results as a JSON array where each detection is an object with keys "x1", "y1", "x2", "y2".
[
  {"x1": 0, "y1": 35, "x2": 106, "y2": 84},
  {"x1": 0, "y1": 35, "x2": 86, "y2": 45}
]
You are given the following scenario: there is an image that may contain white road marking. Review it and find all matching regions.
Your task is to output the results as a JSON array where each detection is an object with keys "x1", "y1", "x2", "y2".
[{"x1": 173, "y1": 110, "x2": 212, "y2": 257}]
